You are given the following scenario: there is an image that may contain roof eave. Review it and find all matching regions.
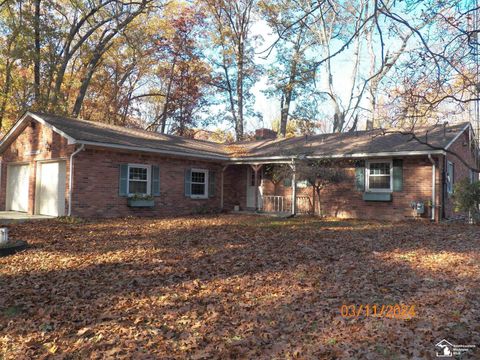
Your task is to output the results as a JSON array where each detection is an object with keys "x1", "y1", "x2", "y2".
[
  {"x1": 228, "y1": 149, "x2": 447, "y2": 163},
  {"x1": 78, "y1": 140, "x2": 230, "y2": 161}
]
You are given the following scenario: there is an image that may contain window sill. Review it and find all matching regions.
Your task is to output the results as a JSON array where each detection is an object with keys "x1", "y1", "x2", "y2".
[
  {"x1": 363, "y1": 192, "x2": 392, "y2": 202},
  {"x1": 190, "y1": 195, "x2": 208, "y2": 200}
]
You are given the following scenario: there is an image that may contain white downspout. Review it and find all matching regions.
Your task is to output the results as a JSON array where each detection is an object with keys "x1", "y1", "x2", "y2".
[
  {"x1": 428, "y1": 154, "x2": 436, "y2": 222},
  {"x1": 68, "y1": 144, "x2": 85, "y2": 216}
]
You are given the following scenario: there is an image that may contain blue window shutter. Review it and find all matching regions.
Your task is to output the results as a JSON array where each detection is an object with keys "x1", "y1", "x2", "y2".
[
  {"x1": 355, "y1": 161, "x2": 365, "y2": 191},
  {"x1": 119, "y1": 164, "x2": 128, "y2": 196},
  {"x1": 283, "y1": 178, "x2": 292, "y2": 187},
  {"x1": 185, "y1": 168, "x2": 192, "y2": 197},
  {"x1": 151, "y1": 165, "x2": 160, "y2": 196},
  {"x1": 392, "y1": 159, "x2": 403, "y2": 192},
  {"x1": 209, "y1": 171, "x2": 216, "y2": 197}
]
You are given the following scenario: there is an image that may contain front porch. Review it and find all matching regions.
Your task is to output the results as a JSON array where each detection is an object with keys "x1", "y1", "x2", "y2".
[{"x1": 221, "y1": 162, "x2": 315, "y2": 216}]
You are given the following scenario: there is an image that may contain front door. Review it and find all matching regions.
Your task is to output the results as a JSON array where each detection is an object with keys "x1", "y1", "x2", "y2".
[{"x1": 246, "y1": 167, "x2": 262, "y2": 209}]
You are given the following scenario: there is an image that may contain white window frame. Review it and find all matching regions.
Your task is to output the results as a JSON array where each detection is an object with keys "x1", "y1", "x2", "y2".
[
  {"x1": 190, "y1": 168, "x2": 209, "y2": 199},
  {"x1": 127, "y1": 164, "x2": 151, "y2": 196},
  {"x1": 365, "y1": 159, "x2": 393, "y2": 193}
]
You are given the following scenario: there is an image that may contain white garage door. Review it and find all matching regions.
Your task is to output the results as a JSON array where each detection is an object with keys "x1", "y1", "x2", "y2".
[
  {"x1": 36, "y1": 161, "x2": 66, "y2": 216},
  {"x1": 6, "y1": 164, "x2": 30, "y2": 212}
]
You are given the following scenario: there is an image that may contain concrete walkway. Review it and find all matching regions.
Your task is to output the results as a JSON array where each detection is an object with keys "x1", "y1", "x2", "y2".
[{"x1": 0, "y1": 211, "x2": 54, "y2": 225}]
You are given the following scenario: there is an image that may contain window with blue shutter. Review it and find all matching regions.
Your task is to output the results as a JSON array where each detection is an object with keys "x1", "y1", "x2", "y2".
[
  {"x1": 119, "y1": 164, "x2": 128, "y2": 196},
  {"x1": 151, "y1": 165, "x2": 160, "y2": 196},
  {"x1": 392, "y1": 159, "x2": 403, "y2": 192},
  {"x1": 209, "y1": 171, "x2": 216, "y2": 197},
  {"x1": 185, "y1": 168, "x2": 192, "y2": 197},
  {"x1": 447, "y1": 161, "x2": 454, "y2": 195},
  {"x1": 354, "y1": 161, "x2": 365, "y2": 191},
  {"x1": 283, "y1": 178, "x2": 292, "y2": 187}
]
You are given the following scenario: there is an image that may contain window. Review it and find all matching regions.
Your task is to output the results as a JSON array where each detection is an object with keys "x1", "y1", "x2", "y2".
[
  {"x1": 469, "y1": 169, "x2": 478, "y2": 184},
  {"x1": 297, "y1": 180, "x2": 311, "y2": 188},
  {"x1": 447, "y1": 161, "x2": 454, "y2": 195},
  {"x1": 128, "y1": 164, "x2": 151, "y2": 195},
  {"x1": 366, "y1": 160, "x2": 392, "y2": 192},
  {"x1": 191, "y1": 169, "x2": 208, "y2": 198}
]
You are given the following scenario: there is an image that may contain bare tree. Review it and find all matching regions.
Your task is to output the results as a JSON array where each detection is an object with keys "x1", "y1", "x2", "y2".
[
  {"x1": 296, "y1": 159, "x2": 346, "y2": 216},
  {"x1": 205, "y1": 0, "x2": 258, "y2": 141}
]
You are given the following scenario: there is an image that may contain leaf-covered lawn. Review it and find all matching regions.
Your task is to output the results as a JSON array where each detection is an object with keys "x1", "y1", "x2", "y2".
[{"x1": 1, "y1": 215, "x2": 479, "y2": 359}]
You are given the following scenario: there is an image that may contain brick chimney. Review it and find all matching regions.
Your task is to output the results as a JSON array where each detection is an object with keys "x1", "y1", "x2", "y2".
[{"x1": 255, "y1": 128, "x2": 277, "y2": 140}]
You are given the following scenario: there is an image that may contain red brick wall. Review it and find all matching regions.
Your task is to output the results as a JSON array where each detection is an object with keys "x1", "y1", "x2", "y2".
[
  {"x1": 0, "y1": 118, "x2": 74, "y2": 214},
  {"x1": 443, "y1": 127, "x2": 479, "y2": 218},
  {"x1": 261, "y1": 157, "x2": 437, "y2": 220},
  {"x1": 223, "y1": 165, "x2": 247, "y2": 210},
  {"x1": 71, "y1": 148, "x2": 226, "y2": 217}
]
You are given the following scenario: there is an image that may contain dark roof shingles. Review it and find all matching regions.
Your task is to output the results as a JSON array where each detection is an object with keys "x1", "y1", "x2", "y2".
[{"x1": 31, "y1": 113, "x2": 468, "y2": 159}]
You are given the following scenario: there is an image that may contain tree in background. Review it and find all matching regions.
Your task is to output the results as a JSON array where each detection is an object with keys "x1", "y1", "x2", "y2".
[
  {"x1": 203, "y1": 0, "x2": 261, "y2": 141},
  {"x1": 263, "y1": 163, "x2": 292, "y2": 194},
  {"x1": 259, "y1": 0, "x2": 317, "y2": 137}
]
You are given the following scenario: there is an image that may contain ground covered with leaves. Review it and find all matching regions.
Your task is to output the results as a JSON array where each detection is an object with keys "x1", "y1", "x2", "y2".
[{"x1": 0, "y1": 215, "x2": 479, "y2": 359}]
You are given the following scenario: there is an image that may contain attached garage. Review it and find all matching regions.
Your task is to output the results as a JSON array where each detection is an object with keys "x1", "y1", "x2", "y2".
[
  {"x1": 35, "y1": 160, "x2": 66, "y2": 216},
  {"x1": 6, "y1": 163, "x2": 30, "y2": 212}
]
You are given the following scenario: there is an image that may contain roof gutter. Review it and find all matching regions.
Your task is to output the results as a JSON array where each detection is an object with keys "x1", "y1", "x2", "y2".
[
  {"x1": 229, "y1": 150, "x2": 447, "y2": 163},
  {"x1": 77, "y1": 140, "x2": 230, "y2": 161},
  {"x1": 68, "y1": 144, "x2": 85, "y2": 216}
]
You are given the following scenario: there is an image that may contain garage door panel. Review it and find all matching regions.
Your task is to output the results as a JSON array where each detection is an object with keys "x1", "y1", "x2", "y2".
[
  {"x1": 36, "y1": 161, "x2": 66, "y2": 216},
  {"x1": 6, "y1": 164, "x2": 29, "y2": 212}
]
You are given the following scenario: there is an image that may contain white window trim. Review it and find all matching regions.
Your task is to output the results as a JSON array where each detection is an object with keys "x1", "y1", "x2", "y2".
[
  {"x1": 190, "y1": 168, "x2": 209, "y2": 199},
  {"x1": 365, "y1": 159, "x2": 393, "y2": 193},
  {"x1": 127, "y1": 164, "x2": 151, "y2": 196}
]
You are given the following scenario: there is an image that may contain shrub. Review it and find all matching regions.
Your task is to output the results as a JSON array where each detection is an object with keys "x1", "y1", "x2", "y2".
[{"x1": 453, "y1": 178, "x2": 480, "y2": 223}]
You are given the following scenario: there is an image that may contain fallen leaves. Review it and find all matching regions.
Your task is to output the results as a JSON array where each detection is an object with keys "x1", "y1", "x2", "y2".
[{"x1": 0, "y1": 215, "x2": 479, "y2": 358}]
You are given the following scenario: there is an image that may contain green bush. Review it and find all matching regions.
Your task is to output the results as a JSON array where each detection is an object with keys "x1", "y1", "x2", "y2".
[{"x1": 453, "y1": 178, "x2": 480, "y2": 222}]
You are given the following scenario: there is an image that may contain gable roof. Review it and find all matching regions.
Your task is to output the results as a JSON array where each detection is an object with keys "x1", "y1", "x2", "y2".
[
  {"x1": 0, "y1": 111, "x2": 473, "y2": 162},
  {"x1": 2, "y1": 112, "x2": 230, "y2": 160}
]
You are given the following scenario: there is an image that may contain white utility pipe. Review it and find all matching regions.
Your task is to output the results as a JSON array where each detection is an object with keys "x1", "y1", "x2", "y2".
[
  {"x1": 68, "y1": 144, "x2": 85, "y2": 216},
  {"x1": 428, "y1": 154, "x2": 436, "y2": 221}
]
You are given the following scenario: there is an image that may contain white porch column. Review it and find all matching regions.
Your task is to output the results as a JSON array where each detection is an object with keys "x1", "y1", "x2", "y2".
[
  {"x1": 220, "y1": 165, "x2": 229, "y2": 210},
  {"x1": 251, "y1": 164, "x2": 262, "y2": 211},
  {"x1": 290, "y1": 162, "x2": 296, "y2": 215}
]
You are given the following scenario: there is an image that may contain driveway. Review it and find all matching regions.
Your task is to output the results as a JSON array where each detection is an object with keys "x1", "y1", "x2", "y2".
[{"x1": 0, "y1": 211, "x2": 53, "y2": 225}]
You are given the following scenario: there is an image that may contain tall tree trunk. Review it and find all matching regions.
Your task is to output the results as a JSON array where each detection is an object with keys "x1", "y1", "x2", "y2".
[
  {"x1": 315, "y1": 186, "x2": 322, "y2": 217},
  {"x1": 72, "y1": 48, "x2": 106, "y2": 117},
  {"x1": 160, "y1": 57, "x2": 177, "y2": 134},
  {"x1": 0, "y1": 59, "x2": 13, "y2": 128},
  {"x1": 280, "y1": 31, "x2": 302, "y2": 137},
  {"x1": 33, "y1": 0, "x2": 41, "y2": 105},
  {"x1": 235, "y1": 40, "x2": 244, "y2": 141}
]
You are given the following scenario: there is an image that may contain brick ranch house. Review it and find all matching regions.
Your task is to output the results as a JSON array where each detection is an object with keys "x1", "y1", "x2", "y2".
[{"x1": 0, "y1": 111, "x2": 478, "y2": 221}]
